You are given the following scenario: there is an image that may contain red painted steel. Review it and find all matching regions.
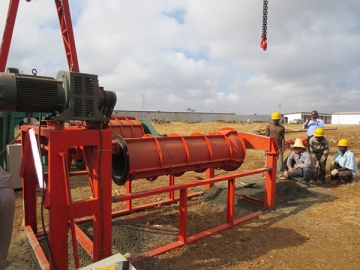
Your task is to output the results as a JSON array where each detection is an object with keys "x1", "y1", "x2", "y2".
[
  {"x1": 113, "y1": 128, "x2": 246, "y2": 183},
  {"x1": 238, "y1": 131, "x2": 278, "y2": 209},
  {"x1": 108, "y1": 116, "x2": 145, "y2": 138},
  {"x1": 24, "y1": 226, "x2": 50, "y2": 270},
  {"x1": 21, "y1": 125, "x2": 113, "y2": 270},
  {"x1": 227, "y1": 178, "x2": 235, "y2": 224},
  {"x1": 0, "y1": 0, "x2": 79, "y2": 72},
  {"x1": 0, "y1": 0, "x2": 20, "y2": 72},
  {"x1": 55, "y1": 0, "x2": 80, "y2": 72},
  {"x1": 19, "y1": 119, "x2": 279, "y2": 269},
  {"x1": 109, "y1": 131, "x2": 278, "y2": 264},
  {"x1": 2, "y1": 1, "x2": 281, "y2": 268},
  {"x1": 60, "y1": 152, "x2": 80, "y2": 269},
  {"x1": 126, "y1": 169, "x2": 268, "y2": 264}
]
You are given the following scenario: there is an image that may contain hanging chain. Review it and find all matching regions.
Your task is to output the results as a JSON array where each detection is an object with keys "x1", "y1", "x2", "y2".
[
  {"x1": 260, "y1": 0, "x2": 268, "y2": 51},
  {"x1": 262, "y1": 0, "x2": 268, "y2": 37}
]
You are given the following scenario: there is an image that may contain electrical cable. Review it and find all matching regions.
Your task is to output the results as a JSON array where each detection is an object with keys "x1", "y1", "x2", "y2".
[
  {"x1": 82, "y1": 121, "x2": 106, "y2": 259},
  {"x1": 97, "y1": 128, "x2": 105, "y2": 259},
  {"x1": 38, "y1": 113, "x2": 59, "y2": 270}
]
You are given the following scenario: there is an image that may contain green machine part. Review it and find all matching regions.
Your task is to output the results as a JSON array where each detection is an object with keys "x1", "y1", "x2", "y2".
[
  {"x1": 0, "y1": 112, "x2": 37, "y2": 170},
  {"x1": 140, "y1": 119, "x2": 161, "y2": 137}
]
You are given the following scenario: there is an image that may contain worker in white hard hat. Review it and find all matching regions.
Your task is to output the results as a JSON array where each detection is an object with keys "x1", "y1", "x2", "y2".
[
  {"x1": 330, "y1": 139, "x2": 358, "y2": 184},
  {"x1": 266, "y1": 111, "x2": 286, "y2": 179},
  {"x1": 282, "y1": 138, "x2": 317, "y2": 186}
]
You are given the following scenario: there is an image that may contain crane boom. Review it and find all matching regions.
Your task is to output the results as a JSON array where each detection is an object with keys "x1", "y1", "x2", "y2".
[
  {"x1": 0, "y1": 0, "x2": 79, "y2": 72},
  {"x1": 55, "y1": 0, "x2": 79, "y2": 72},
  {"x1": 0, "y1": 0, "x2": 20, "y2": 72}
]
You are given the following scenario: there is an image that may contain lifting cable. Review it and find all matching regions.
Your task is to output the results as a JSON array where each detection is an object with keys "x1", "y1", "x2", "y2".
[{"x1": 260, "y1": 0, "x2": 268, "y2": 51}]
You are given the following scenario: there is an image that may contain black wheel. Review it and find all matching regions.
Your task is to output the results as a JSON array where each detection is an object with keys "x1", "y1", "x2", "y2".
[{"x1": 112, "y1": 135, "x2": 130, "y2": 186}]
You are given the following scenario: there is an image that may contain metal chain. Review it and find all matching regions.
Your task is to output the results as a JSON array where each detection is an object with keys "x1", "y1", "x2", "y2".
[
  {"x1": 260, "y1": 0, "x2": 268, "y2": 51},
  {"x1": 262, "y1": 0, "x2": 268, "y2": 37}
]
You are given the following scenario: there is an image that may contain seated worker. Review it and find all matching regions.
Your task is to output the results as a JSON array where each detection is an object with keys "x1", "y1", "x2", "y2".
[
  {"x1": 283, "y1": 138, "x2": 317, "y2": 186},
  {"x1": 309, "y1": 128, "x2": 329, "y2": 184},
  {"x1": 330, "y1": 139, "x2": 358, "y2": 184}
]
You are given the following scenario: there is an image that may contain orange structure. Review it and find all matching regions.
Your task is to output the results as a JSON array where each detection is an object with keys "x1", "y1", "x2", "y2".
[
  {"x1": 0, "y1": 0, "x2": 79, "y2": 72},
  {"x1": 1, "y1": 1, "x2": 281, "y2": 269},
  {"x1": 20, "y1": 119, "x2": 279, "y2": 269}
]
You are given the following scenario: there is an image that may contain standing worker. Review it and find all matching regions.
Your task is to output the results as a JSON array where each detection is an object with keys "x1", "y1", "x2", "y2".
[
  {"x1": 266, "y1": 111, "x2": 286, "y2": 179},
  {"x1": 302, "y1": 110, "x2": 325, "y2": 151},
  {"x1": 0, "y1": 166, "x2": 15, "y2": 270},
  {"x1": 309, "y1": 128, "x2": 329, "y2": 184},
  {"x1": 330, "y1": 139, "x2": 358, "y2": 184}
]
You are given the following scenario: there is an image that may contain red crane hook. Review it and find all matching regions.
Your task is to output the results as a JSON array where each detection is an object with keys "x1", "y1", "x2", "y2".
[
  {"x1": 260, "y1": 35, "x2": 267, "y2": 51},
  {"x1": 260, "y1": 0, "x2": 268, "y2": 51}
]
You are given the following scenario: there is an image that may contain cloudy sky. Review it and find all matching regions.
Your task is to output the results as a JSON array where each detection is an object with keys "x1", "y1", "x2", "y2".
[{"x1": 1, "y1": 0, "x2": 359, "y2": 115}]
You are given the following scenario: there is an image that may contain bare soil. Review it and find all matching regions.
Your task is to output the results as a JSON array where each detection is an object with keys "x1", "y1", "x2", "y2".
[{"x1": 6, "y1": 123, "x2": 360, "y2": 270}]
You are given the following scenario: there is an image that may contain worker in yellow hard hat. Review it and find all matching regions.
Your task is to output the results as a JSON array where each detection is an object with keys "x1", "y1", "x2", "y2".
[
  {"x1": 330, "y1": 139, "x2": 358, "y2": 184},
  {"x1": 266, "y1": 111, "x2": 286, "y2": 179},
  {"x1": 308, "y1": 127, "x2": 329, "y2": 184}
]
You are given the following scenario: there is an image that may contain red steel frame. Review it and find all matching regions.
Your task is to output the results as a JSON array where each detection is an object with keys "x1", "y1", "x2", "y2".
[
  {"x1": 20, "y1": 122, "x2": 278, "y2": 269},
  {"x1": 0, "y1": 0, "x2": 79, "y2": 72},
  {"x1": 0, "y1": 0, "x2": 20, "y2": 72},
  {"x1": 21, "y1": 124, "x2": 113, "y2": 270},
  {"x1": 2, "y1": 2, "x2": 282, "y2": 269},
  {"x1": 54, "y1": 0, "x2": 79, "y2": 72}
]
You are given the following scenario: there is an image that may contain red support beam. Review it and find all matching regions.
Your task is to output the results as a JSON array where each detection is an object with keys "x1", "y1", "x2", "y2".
[
  {"x1": 54, "y1": 0, "x2": 79, "y2": 72},
  {"x1": 21, "y1": 125, "x2": 113, "y2": 270},
  {"x1": 0, "y1": 0, "x2": 20, "y2": 72}
]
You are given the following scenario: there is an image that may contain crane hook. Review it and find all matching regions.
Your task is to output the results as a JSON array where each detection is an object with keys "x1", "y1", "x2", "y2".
[
  {"x1": 260, "y1": 0, "x2": 268, "y2": 51},
  {"x1": 260, "y1": 35, "x2": 267, "y2": 51}
]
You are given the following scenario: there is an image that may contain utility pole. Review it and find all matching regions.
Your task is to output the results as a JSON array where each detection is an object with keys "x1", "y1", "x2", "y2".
[{"x1": 142, "y1": 93, "x2": 145, "y2": 110}]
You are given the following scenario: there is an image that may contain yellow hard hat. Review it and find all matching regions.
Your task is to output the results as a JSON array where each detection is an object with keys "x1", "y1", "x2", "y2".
[
  {"x1": 271, "y1": 111, "x2": 281, "y2": 120},
  {"x1": 313, "y1": 128, "x2": 324, "y2": 137},
  {"x1": 338, "y1": 139, "x2": 349, "y2": 147}
]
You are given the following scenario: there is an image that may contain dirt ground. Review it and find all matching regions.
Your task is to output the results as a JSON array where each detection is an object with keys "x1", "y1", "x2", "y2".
[{"x1": 5, "y1": 122, "x2": 360, "y2": 270}]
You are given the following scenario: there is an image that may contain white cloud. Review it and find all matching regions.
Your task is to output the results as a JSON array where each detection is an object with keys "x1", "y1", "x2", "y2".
[{"x1": 1, "y1": 0, "x2": 359, "y2": 115}]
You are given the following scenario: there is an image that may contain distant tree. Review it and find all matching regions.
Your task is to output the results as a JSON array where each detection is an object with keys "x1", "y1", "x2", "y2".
[{"x1": 186, "y1": 108, "x2": 192, "y2": 112}]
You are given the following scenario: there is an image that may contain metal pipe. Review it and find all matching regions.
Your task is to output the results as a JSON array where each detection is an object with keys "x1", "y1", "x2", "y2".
[{"x1": 112, "y1": 128, "x2": 246, "y2": 185}]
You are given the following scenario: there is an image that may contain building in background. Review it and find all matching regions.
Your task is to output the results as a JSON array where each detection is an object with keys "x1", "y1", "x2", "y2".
[
  {"x1": 331, "y1": 112, "x2": 360, "y2": 124},
  {"x1": 283, "y1": 112, "x2": 332, "y2": 124},
  {"x1": 112, "y1": 110, "x2": 271, "y2": 123},
  {"x1": 112, "y1": 110, "x2": 360, "y2": 125}
]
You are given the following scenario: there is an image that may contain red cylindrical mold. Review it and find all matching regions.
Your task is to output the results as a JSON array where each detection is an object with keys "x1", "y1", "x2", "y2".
[
  {"x1": 112, "y1": 128, "x2": 246, "y2": 185},
  {"x1": 108, "y1": 116, "x2": 145, "y2": 138}
]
